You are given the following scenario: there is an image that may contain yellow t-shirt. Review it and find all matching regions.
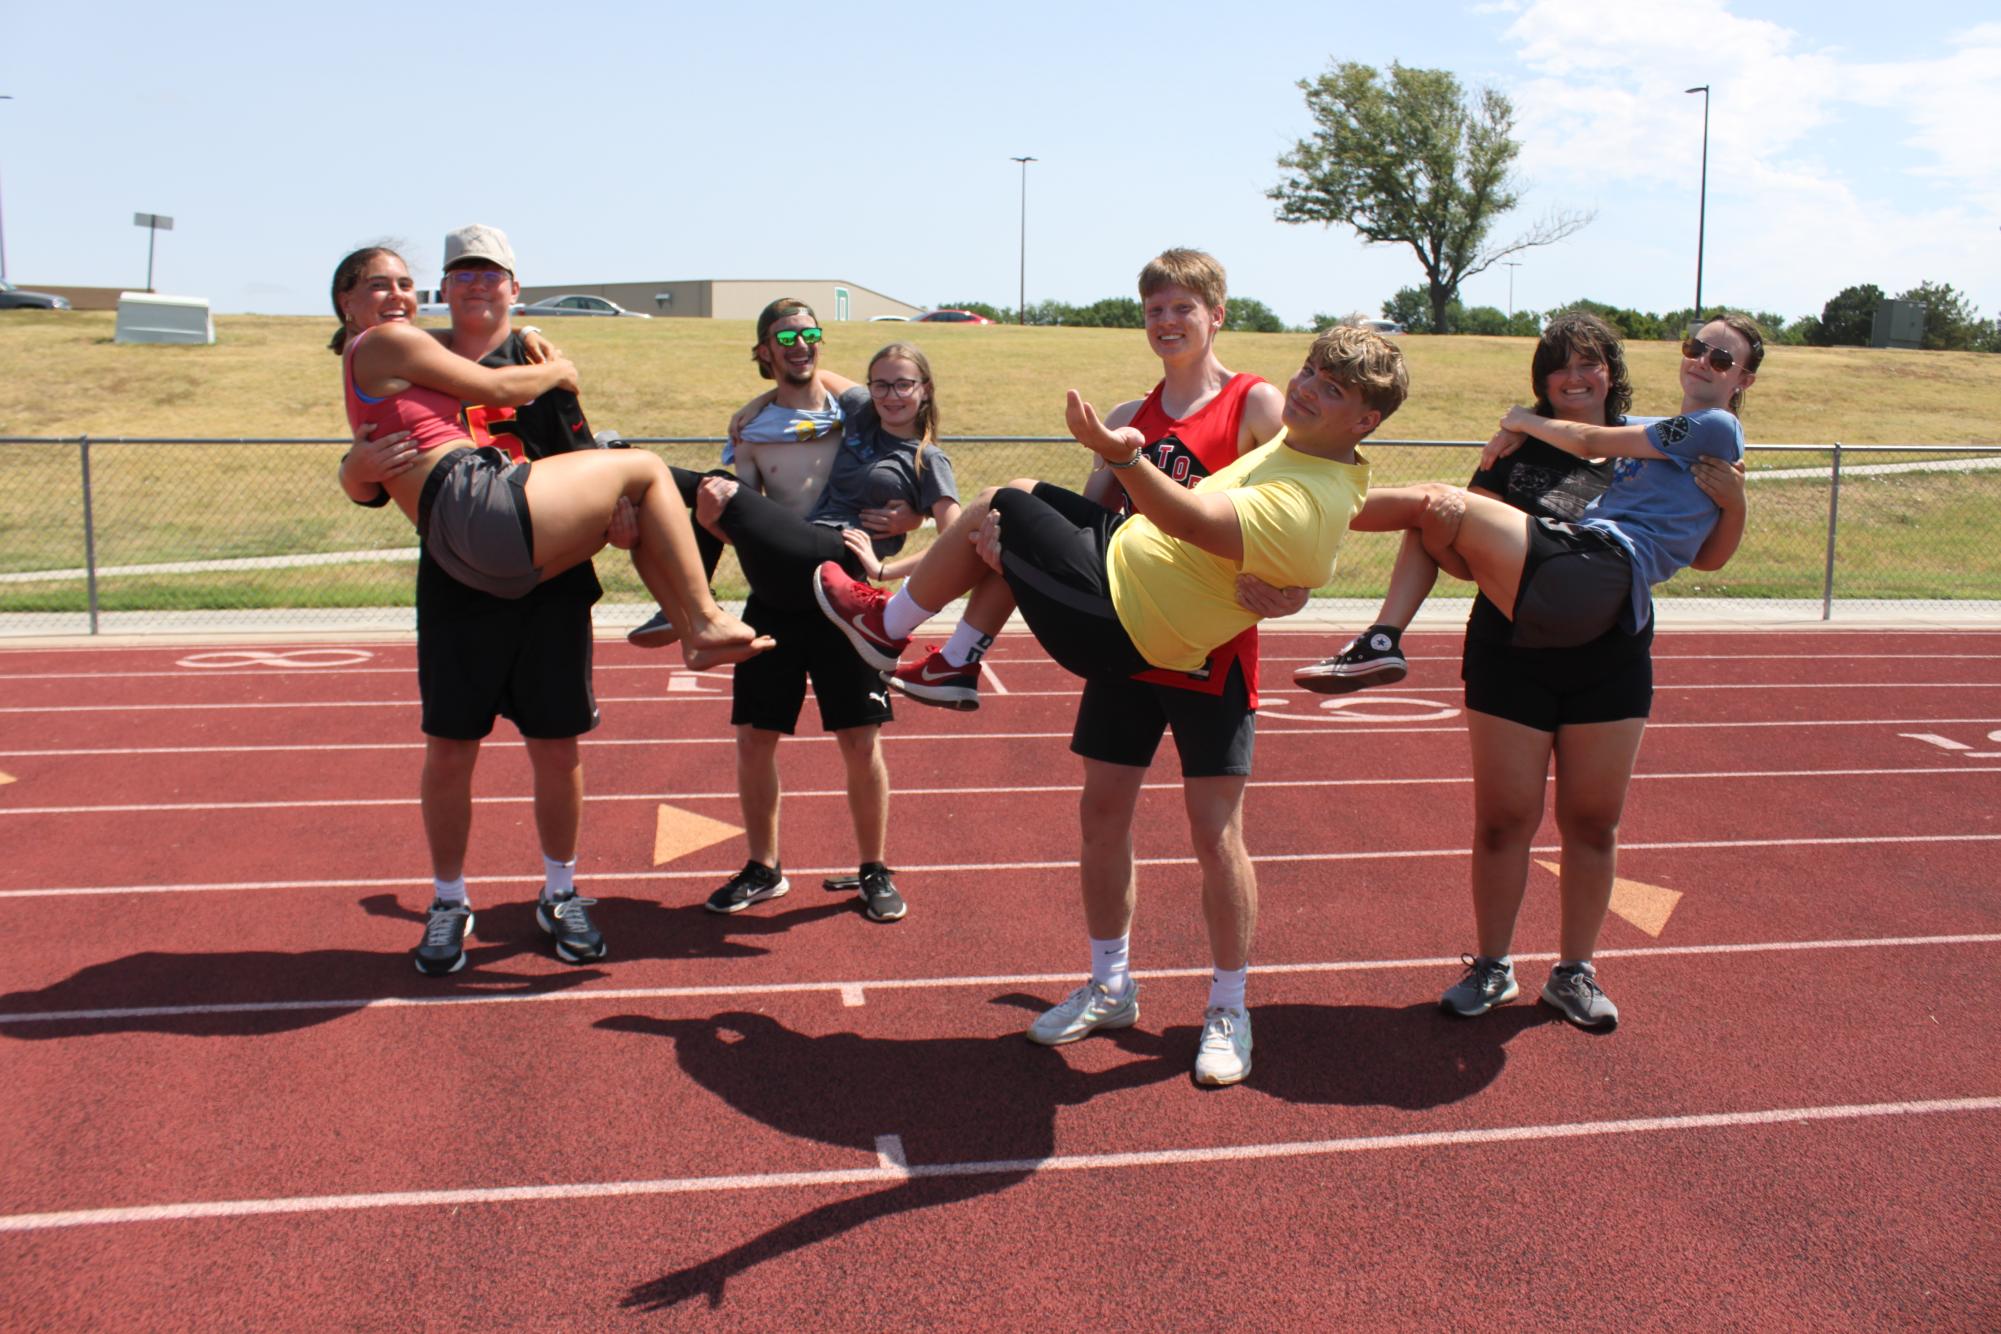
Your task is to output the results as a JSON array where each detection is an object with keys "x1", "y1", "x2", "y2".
[{"x1": 1106, "y1": 430, "x2": 1370, "y2": 672}]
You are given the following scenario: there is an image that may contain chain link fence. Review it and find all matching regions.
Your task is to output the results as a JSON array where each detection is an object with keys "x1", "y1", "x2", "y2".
[{"x1": 3, "y1": 436, "x2": 1998, "y2": 636}]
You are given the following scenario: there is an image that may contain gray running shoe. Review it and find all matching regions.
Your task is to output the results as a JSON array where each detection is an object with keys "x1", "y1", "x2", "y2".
[
  {"x1": 1541, "y1": 962, "x2": 1619, "y2": 1030},
  {"x1": 414, "y1": 900, "x2": 473, "y2": 977},
  {"x1": 537, "y1": 891, "x2": 606, "y2": 964},
  {"x1": 858, "y1": 863, "x2": 907, "y2": 923},
  {"x1": 1026, "y1": 980, "x2": 1139, "y2": 1046},
  {"x1": 1193, "y1": 1005, "x2": 1253, "y2": 1086},
  {"x1": 1441, "y1": 953, "x2": 1519, "y2": 1016}
]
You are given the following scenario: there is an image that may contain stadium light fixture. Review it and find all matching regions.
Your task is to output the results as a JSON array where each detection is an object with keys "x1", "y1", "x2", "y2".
[
  {"x1": 1687, "y1": 85, "x2": 1710, "y2": 327},
  {"x1": 1011, "y1": 156, "x2": 1037, "y2": 326}
]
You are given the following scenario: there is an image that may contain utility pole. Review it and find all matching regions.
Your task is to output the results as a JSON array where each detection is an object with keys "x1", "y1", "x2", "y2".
[{"x1": 1011, "y1": 156, "x2": 1037, "y2": 325}]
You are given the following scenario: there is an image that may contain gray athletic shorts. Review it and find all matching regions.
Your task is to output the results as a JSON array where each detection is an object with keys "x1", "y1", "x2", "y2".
[
  {"x1": 1510, "y1": 519, "x2": 1632, "y2": 649},
  {"x1": 418, "y1": 447, "x2": 541, "y2": 599}
]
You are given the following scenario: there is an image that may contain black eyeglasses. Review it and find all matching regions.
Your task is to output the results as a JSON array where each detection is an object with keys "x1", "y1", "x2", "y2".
[
  {"x1": 1680, "y1": 336, "x2": 1736, "y2": 373},
  {"x1": 868, "y1": 378, "x2": 923, "y2": 398},
  {"x1": 772, "y1": 327, "x2": 823, "y2": 347}
]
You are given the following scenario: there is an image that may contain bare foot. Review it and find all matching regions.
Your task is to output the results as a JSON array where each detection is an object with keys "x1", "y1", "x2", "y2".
[{"x1": 681, "y1": 614, "x2": 775, "y2": 670}]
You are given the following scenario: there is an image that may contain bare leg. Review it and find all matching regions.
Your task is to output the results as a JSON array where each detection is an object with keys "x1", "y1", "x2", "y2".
[
  {"x1": 1359, "y1": 485, "x2": 1533, "y2": 616},
  {"x1": 1550, "y1": 718, "x2": 1648, "y2": 962},
  {"x1": 522, "y1": 736, "x2": 582, "y2": 863},
  {"x1": 1465, "y1": 710, "x2": 1555, "y2": 958},
  {"x1": 903, "y1": 489, "x2": 1005, "y2": 612},
  {"x1": 521, "y1": 450, "x2": 770, "y2": 668},
  {"x1": 835, "y1": 725, "x2": 889, "y2": 865},
  {"x1": 1077, "y1": 758, "x2": 1146, "y2": 941},
  {"x1": 1184, "y1": 776, "x2": 1255, "y2": 972},
  {"x1": 1377, "y1": 529, "x2": 1442, "y2": 629},
  {"x1": 735, "y1": 726, "x2": 783, "y2": 868},
  {"x1": 421, "y1": 737, "x2": 481, "y2": 882}
]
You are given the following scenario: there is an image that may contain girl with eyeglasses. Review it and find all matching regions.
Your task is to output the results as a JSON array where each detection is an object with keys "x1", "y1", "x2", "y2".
[
  {"x1": 1342, "y1": 312, "x2": 1763, "y2": 1030},
  {"x1": 329, "y1": 246, "x2": 770, "y2": 668},
  {"x1": 665, "y1": 340, "x2": 961, "y2": 620}
]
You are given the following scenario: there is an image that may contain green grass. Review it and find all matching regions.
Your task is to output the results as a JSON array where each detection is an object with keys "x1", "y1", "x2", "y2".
[{"x1": 3, "y1": 312, "x2": 1999, "y2": 612}]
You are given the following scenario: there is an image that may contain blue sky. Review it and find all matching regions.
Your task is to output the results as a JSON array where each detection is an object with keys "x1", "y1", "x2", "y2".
[{"x1": 5, "y1": 1, "x2": 1996, "y2": 328}]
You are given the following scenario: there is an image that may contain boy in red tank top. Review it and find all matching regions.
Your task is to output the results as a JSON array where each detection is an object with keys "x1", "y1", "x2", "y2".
[{"x1": 881, "y1": 250, "x2": 1304, "y2": 1086}]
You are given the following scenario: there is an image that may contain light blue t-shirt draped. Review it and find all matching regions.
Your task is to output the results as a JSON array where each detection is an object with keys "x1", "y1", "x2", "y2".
[
  {"x1": 719, "y1": 389, "x2": 847, "y2": 465},
  {"x1": 1578, "y1": 408, "x2": 1744, "y2": 632}
]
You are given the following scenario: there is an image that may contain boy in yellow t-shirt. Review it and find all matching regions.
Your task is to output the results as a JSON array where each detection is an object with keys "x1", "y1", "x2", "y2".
[{"x1": 814, "y1": 325, "x2": 1407, "y2": 1084}]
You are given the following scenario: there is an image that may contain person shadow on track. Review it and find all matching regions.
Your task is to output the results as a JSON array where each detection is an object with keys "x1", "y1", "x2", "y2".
[{"x1": 601, "y1": 992, "x2": 1552, "y2": 1311}]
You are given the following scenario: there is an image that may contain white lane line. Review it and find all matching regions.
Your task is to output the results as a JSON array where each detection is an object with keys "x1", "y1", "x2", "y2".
[
  {"x1": 5, "y1": 680, "x2": 2000, "y2": 716},
  {"x1": 8, "y1": 716, "x2": 2001, "y2": 758},
  {"x1": 980, "y1": 661, "x2": 1008, "y2": 695},
  {"x1": 2, "y1": 1095, "x2": 1993, "y2": 1233},
  {"x1": 6, "y1": 833, "x2": 2001, "y2": 902},
  {"x1": 4, "y1": 764, "x2": 1997, "y2": 818},
  {"x1": 3, "y1": 932, "x2": 1994, "y2": 1025}
]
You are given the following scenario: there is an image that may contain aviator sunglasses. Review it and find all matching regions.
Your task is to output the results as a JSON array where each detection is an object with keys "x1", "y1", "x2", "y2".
[
  {"x1": 772, "y1": 327, "x2": 824, "y2": 347},
  {"x1": 1680, "y1": 336, "x2": 1738, "y2": 373}
]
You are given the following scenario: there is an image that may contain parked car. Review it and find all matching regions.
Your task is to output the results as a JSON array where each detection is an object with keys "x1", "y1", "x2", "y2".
[
  {"x1": 0, "y1": 280, "x2": 72, "y2": 311},
  {"x1": 914, "y1": 309, "x2": 993, "y2": 324},
  {"x1": 1353, "y1": 318, "x2": 1405, "y2": 335},
  {"x1": 868, "y1": 314, "x2": 911, "y2": 322},
  {"x1": 519, "y1": 294, "x2": 650, "y2": 318}
]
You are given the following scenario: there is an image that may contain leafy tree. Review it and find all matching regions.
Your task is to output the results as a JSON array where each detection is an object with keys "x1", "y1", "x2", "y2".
[
  {"x1": 1896, "y1": 281, "x2": 1985, "y2": 351},
  {"x1": 1223, "y1": 297, "x2": 1288, "y2": 333},
  {"x1": 1270, "y1": 61, "x2": 1591, "y2": 336},
  {"x1": 1383, "y1": 286, "x2": 1461, "y2": 333},
  {"x1": 1808, "y1": 284, "x2": 1884, "y2": 347},
  {"x1": 1458, "y1": 305, "x2": 1541, "y2": 337},
  {"x1": 1547, "y1": 299, "x2": 1663, "y2": 341},
  {"x1": 1067, "y1": 296, "x2": 1145, "y2": 329}
]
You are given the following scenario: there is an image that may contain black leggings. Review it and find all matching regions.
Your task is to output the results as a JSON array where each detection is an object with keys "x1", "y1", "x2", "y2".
[
  {"x1": 990, "y1": 483, "x2": 1152, "y2": 681},
  {"x1": 671, "y1": 467, "x2": 865, "y2": 615}
]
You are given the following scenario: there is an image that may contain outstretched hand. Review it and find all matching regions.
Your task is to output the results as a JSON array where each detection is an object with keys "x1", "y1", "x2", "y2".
[
  {"x1": 1065, "y1": 391, "x2": 1145, "y2": 463},
  {"x1": 971, "y1": 507, "x2": 1005, "y2": 574}
]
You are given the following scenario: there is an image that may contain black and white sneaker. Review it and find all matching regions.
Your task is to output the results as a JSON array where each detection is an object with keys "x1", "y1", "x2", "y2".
[
  {"x1": 1295, "y1": 627, "x2": 1407, "y2": 694},
  {"x1": 858, "y1": 863, "x2": 907, "y2": 923},
  {"x1": 705, "y1": 861, "x2": 790, "y2": 914},
  {"x1": 537, "y1": 891, "x2": 607, "y2": 963},
  {"x1": 414, "y1": 899, "x2": 473, "y2": 976},
  {"x1": 626, "y1": 610, "x2": 679, "y2": 650}
]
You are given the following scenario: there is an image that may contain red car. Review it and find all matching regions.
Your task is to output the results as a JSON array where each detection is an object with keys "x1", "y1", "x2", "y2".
[{"x1": 914, "y1": 309, "x2": 994, "y2": 324}]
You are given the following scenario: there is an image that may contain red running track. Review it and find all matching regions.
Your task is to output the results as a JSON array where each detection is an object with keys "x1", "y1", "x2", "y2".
[{"x1": 0, "y1": 628, "x2": 1997, "y2": 1329}]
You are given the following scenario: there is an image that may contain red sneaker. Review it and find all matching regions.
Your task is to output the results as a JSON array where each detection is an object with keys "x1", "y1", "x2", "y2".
[
  {"x1": 813, "y1": 561, "x2": 908, "y2": 671},
  {"x1": 890, "y1": 647, "x2": 982, "y2": 711}
]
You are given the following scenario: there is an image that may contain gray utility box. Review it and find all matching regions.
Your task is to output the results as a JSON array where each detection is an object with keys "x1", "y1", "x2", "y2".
[
  {"x1": 1870, "y1": 299, "x2": 1925, "y2": 350},
  {"x1": 115, "y1": 292, "x2": 215, "y2": 345}
]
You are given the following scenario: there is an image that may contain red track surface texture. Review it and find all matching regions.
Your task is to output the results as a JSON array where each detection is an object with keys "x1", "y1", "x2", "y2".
[{"x1": 1, "y1": 628, "x2": 1997, "y2": 1330}]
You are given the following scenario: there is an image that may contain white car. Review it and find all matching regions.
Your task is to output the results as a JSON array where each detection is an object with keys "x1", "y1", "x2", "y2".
[
  {"x1": 520, "y1": 294, "x2": 651, "y2": 318},
  {"x1": 1354, "y1": 318, "x2": 1405, "y2": 335}
]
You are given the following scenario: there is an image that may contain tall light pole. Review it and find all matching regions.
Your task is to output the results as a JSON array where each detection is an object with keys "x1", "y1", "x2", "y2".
[
  {"x1": 1010, "y1": 155, "x2": 1036, "y2": 325},
  {"x1": 0, "y1": 95, "x2": 13, "y2": 283},
  {"x1": 1502, "y1": 261, "x2": 1521, "y2": 318},
  {"x1": 1687, "y1": 84, "x2": 1710, "y2": 325}
]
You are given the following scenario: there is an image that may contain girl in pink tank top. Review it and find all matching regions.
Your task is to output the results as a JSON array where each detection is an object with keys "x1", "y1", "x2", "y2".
[{"x1": 329, "y1": 245, "x2": 769, "y2": 667}]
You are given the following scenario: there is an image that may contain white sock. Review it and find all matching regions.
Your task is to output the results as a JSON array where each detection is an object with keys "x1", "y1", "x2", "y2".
[
  {"x1": 882, "y1": 587, "x2": 937, "y2": 642},
  {"x1": 1207, "y1": 965, "x2": 1248, "y2": 1012},
  {"x1": 941, "y1": 621, "x2": 994, "y2": 669},
  {"x1": 1090, "y1": 934, "x2": 1131, "y2": 999},
  {"x1": 432, "y1": 876, "x2": 468, "y2": 906},
  {"x1": 542, "y1": 855, "x2": 576, "y2": 901}
]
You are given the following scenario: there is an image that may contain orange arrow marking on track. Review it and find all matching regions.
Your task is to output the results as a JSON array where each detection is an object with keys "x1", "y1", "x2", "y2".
[
  {"x1": 0, "y1": 770, "x2": 13, "y2": 786},
  {"x1": 654, "y1": 803, "x2": 741, "y2": 866},
  {"x1": 1534, "y1": 858, "x2": 1682, "y2": 937}
]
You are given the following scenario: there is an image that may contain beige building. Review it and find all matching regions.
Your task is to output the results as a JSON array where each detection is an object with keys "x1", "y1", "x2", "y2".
[{"x1": 509, "y1": 278, "x2": 923, "y2": 321}]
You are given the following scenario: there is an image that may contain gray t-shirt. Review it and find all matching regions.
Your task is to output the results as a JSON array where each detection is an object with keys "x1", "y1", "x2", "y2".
[
  {"x1": 721, "y1": 389, "x2": 846, "y2": 465},
  {"x1": 806, "y1": 386, "x2": 959, "y2": 557}
]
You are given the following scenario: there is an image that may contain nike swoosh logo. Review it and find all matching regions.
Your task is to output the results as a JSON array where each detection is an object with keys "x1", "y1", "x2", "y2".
[
  {"x1": 846, "y1": 612, "x2": 893, "y2": 648},
  {"x1": 919, "y1": 661, "x2": 967, "y2": 682}
]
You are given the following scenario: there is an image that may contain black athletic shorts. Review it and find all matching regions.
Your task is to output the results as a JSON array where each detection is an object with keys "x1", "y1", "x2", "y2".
[
  {"x1": 1509, "y1": 519, "x2": 1634, "y2": 649},
  {"x1": 1071, "y1": 658, "x2": 1256, "y2": 778},
  {"x1": 731, "y1": 593, "x2": 894, "y2": 735},
  {"x1": 991, "y1": 483, "x2": 1152, "y2": 681},
  {"x1": 1462, "y1": 630, "x2": 1653, "y2": 732},
  {"x1": 418, "y1": 576, "x2": 600, "y2": 740}
]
